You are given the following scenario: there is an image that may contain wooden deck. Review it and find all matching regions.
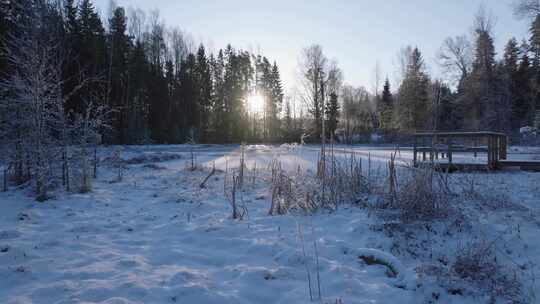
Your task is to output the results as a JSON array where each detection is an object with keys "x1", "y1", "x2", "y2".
[
  {"x1": 413, "y1": 131, "x2": 540, "y2": 172},
  {"x1": 498, "y1": 160, "x2": 540, "y2": 172},
  {"x1": 420, "y1": 160, "x2": 540, "y2": 172}
]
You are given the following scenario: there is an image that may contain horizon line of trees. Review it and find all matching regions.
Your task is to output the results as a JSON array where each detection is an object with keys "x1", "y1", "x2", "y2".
[{"x1": 299, "y1": 3, "x2": 540, "y2": 144}]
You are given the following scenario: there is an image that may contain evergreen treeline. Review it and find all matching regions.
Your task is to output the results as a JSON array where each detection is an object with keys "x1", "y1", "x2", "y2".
[
  {"x1": 0, "y1": 0, "x2": 284, "y2": 145},
  {"x1": 367, "y1": 8, "x2": 540, "y2": 140}
]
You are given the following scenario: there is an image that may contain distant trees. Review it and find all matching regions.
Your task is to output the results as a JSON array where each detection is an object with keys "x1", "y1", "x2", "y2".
[
  {"x1": 0, "y1": 0, "x2": 290, "y2": 199},
  {"x1": 378, "y1": 79, "x2": 394, "y2": 132},
  {"x1": 327, "y1": 3, "x2": 540, "y2": 140},
  {"x1": 300, "y1": 45, "x2": 328, "y2": 142},
  {"x1": 0, "y1": 0, "x2": 110, "y2": 199},
  {"x1": 396, "y1": 47, "x2": 430, "y2": 131},
  {"x1": 299, "y1": 45, "x2": 343, "y2": 142},
  {"x1": 340, "y1": 85, "x2": 372, "y2": 143},
  {"x1": 3, "y1": 0, "x2": 540, "y2": 164},
  {"x1": 0, "y1": 0, "x2": 286, "y2": 146},
  {"x1": 437, "y1": 35, "x2": 473, "y2": 88},
  {"x1": 325, "y1": 92, "x2": 339, "y2": 139}
]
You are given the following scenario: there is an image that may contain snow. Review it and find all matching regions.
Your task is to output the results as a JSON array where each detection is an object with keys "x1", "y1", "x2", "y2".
[
  {"x1": 0, "y1": 144, "x2": 539, "y2": 303},
  {"x1": 354, "y1": 248, "x2": 415, "y2": 289}
]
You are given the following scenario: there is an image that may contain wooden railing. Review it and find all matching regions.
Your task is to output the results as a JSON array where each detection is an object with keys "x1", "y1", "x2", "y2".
[{"x1": 413, "y1": 131, "x2": 508, "y2": 170}]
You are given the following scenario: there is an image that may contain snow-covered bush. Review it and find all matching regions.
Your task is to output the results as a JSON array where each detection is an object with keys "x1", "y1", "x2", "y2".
[
  {"x1": 269, "y1": 150, "x2": 369, "y2": 215},
  {"x1": 269, "y1": 160, "x2": 315, "y2": 215},
  {"x1": 449, "y1": 240, "x2": 523, "y2": 302},
  {"x1": 380, "y1": 164, "x2": 453, "y2": 223},
  {"x1": 520, "y1": 126, "x2": 539, "y2": 145}
]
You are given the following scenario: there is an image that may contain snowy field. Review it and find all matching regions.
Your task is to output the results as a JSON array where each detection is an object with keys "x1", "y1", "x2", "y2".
[{"x1": 0, "y1": 144, "x2": 539, "y2": 303}]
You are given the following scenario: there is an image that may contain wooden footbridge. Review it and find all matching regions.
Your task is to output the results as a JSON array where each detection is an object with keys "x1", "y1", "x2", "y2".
[{"x1": 413, "y1": 131, "x2": 540, "y2": 172}]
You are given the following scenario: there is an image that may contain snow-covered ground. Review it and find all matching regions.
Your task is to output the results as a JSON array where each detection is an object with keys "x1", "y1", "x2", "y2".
[{"x1": 0, "y1": 144, "x2": 539, "y2": 303}]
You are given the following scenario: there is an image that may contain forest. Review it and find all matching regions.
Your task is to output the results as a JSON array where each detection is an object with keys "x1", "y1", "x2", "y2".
[
  {"x1": 1, "y1": 1, "x2": 540, "y2": 303},
  {"x1": 1, "y1": 0, "x2": 540, "y2": 149}
]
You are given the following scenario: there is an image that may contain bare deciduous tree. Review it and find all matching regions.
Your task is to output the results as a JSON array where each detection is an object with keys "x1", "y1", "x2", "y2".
[
  {"x1": 393, "y1": 46, "x2": 413, "y2": 88},
  {"x1": 299, "y1": 44, "x2": 328, "y2": 142},
  {"x1": 474, "y1": 5, "x2": 496, "y2": 36},
  {"x1": 0, "y1": 25, "x2": 64, "y2": 200},
  {"x1": 437, "y1": 35, "x2": 473, "y2": 85},
  {"x1": 127, "y1": 7, "x2": 146, "y2": 42},
  {"x1": 0, "y1": 3, "x2": 111, "y2": 200},
  {"x1": 371, "y1": 61, "x2": 382, "y2": 97}
]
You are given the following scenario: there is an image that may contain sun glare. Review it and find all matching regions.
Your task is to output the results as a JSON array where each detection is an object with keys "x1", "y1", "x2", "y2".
[{"x1": 247, "y1": 93, "x2": 265, "y2": 115}]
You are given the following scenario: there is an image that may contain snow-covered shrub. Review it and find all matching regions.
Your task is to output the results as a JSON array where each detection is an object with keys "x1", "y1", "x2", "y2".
[
  {"x1": 69, "y1": 149, "x2": 92, "y2": 193},
  {"x1": 269, "y1": 150, "x2": 370, "y2": 215},
  {"x1": 119, "y1": 152, "x2": 183, "y2": 165},
  {"x1": 321, "y1": 151, "x2": 369, "y2": 210},
  {"x1": 449, "y1": 240, "x2": 523, "y2": 302},
  {"x1": 269, "y1": 160, "x2": 307, "y2": 215},
  {"x1": 224, "y1": 173, "x2": 247, "y2": 220},
  {"x1": 520, "y1": 126, "x2": 539, "y2": 145},
  {"x1": 110, "y1": 148, "x2": 125, "y2": 182},
  {"x1": 380, "y1": 164, "x2": 452, "y2": 223}
]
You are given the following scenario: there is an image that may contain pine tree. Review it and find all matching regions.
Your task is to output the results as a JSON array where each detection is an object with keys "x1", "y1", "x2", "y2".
[
  {"x1": 77, "y1": 0, "x2": 106, "y2": 112},
  {"x1": 107, "y1": 6, "x2": 131, "y2": 143},
  {"x1": 397, "y1": 47, "x2": 430, "y2": 131},
  {"x1": 195, "y1": 45, "x2": 212, "y2": 142},
  {"x1": 62, "y1": 0, "x2": 81, "y2": 115},
  {"x1": 269, "y1": 62, "x2": 284, "y2": 141},
  {"x1": 179, "y1": 54, "x2": 198, "y2": 141},
  {"x1": 517, "y1": 46, "x2": 535, "y2": 126},
  {"x1": 463, "y1": 18, "x2": 497, "y2": 130},
  {"x1": 503, "y1": 38, "x2": 526, "y2": 132},
  {"x1": 210, "y1": 50, "x2": 226, "y2": 143},
  {"x1": 530, "y1": 15, "x2": 540, "y2": 69},
  {"x1": 64, "y1": 0, "x2": 78, "y2": 36},
  {"x1": 529, "y1": 14, "x2": 540, "y2": 128},
  {"x1": 436, "y1": 84, "x2": 460, "y2": 131},
  {"x1": 379, "y1": 78, "x2": 393, "y2": 131},
  {"x1": 325, "y1": 92, "x2": 340, "y2": 139},
  {"x1": 283, "y1": 98, "x2": 293, "y2": 141},
  {"x1": 126, "y1": 40, "x2": 151, "y2": 143}
]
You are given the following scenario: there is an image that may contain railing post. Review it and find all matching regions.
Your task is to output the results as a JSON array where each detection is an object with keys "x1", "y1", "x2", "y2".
[
  {"x1": 495, "y1": 136, "x2": 500, "y2": 167},
  {"x1": 487, "y1": 135, "x2": 493, "y2": 170},
  {"x1": 500, "y1": 135, "x2": 507, "y2": 160},
  {"x1": 413, "y1": 135, "x2": 417, "y2": 167},
  {"x1": 448, "y1": 137, "x2": 453, "y2": 165}
]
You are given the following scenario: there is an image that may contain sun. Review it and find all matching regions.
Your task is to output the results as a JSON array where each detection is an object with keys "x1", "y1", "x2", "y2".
[{"x1": 247, "y1": 93, "x2": 265, "y2": 115}]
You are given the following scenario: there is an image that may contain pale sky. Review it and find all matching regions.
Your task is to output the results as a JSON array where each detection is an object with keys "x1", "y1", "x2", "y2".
[{"x1": 94, "y1": 0, "x2": 529, "y2": 92}]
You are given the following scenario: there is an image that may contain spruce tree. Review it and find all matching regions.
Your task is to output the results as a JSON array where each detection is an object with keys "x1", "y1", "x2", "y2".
[
  {"x1": 466, "y1": 21, "x2": 496, "y2": 130},
  {"x1": 379, "y1": 78, "x2": 393, "y2": 132},
  {"x1": 397, "y1": 47, "x2": 430, "y2": 131},
  {"x1": 529, "y1": 15, "x2": 540, "y2": 128},
  {"x1": 269, "y1": 62, "x2": 284, "y2": 141},
  {"x1": 179, "y1": 54, "x2": 198, "y2": 141},
  {"x1": 107, "y1": 7, "x2": 131, "y2": 143},
  {"x1": 77, "y1": 0, "x2": 107, "y2": 113},
  {"x1": 325, "y1": 92, "x2": 340, "y2": 140},
  {"x1": 503, "y1": 38, "x2": 526, "y2": 132},
  {"x1": 210, "y1": 50, "x2": 226, "y2": 142},
  {"x1": 195, "y1": 45, "x2": 212, "y2": 142},
  {"x1": 127, "y1": 41, "x2": 151, "y2": 143}
]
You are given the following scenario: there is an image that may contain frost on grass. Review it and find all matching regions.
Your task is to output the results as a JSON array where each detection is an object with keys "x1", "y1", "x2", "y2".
[{"x1": 268, "y1": 150, "x2": 369, "y2": 215}]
